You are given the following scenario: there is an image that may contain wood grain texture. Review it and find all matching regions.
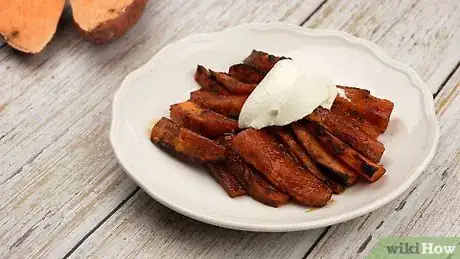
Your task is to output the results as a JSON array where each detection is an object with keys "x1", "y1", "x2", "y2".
[
  {"x1": 0, "y1": 1, "x2": 325, "y2": 258},
  {"x1": 69, "y1": 190, "x2": 325, "y2": 259},
  {"x1": 304, "y1": 0, "x2": 460, "y2": 93},
  {"x1": 63, "y1": 1, "x2": 459, "y2": 259},
  {"x1": 304, "y1": 68, "x2": 460, "y2": 258},
  {"x1": 436, "y1": 66, "x2": 459, "y2": 116},
  {"x1": 1, "y1": 1, "x2": 458, "y2": 258}
]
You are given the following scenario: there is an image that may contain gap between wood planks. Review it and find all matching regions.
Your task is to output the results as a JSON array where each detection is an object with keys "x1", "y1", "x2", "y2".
[
  {"x1": 63, "y1": 187, "x2": 140, "y2": 259},
  {"x1": 58, "y1": 2, "x2": 330, "y2": 257},
  {"x1": 48, "y1": 0, "x2": 457, "y2": 256},
  {"x1": 299, "y1": 0, "x2": 328, "y2": 26},
  {"x1": 434, "y1": 60, "x2": 460, "y2": 98},
  {"x1": 303, "y1": 226, "x2": 330, "y2": 259}
]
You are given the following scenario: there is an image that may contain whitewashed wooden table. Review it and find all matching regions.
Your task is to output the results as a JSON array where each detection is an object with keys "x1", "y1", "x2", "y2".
[{"x1": 0, "y1": 1, "x2": 459, "y2": 258}]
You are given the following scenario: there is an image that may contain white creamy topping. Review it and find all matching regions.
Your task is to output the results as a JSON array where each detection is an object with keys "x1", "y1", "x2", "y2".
[
  {"x1": 238, "y1": 59, "x2": 339, "y2": 129},
  {"x1": 337, "y1": 87, "x2": 351, "y2": 102}
]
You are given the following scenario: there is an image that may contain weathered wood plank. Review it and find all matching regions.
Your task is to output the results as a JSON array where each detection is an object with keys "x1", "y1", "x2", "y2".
[
  {"x1": 436, "y1": 65, "x2": 460, "y2": 116},
  {"x1": 69, "y1": 190, "x2": 325, "y2": 259},
  {"x1": 0, "y1": 1, "x2": 325, "y2": 258},
  {"x1": 304, "y1": 67, "x2": 460, "y2": 258},
  {"x1": 304, "y1": 0, "x2": 460, "y2": 93},
  {"x1": 65, "y1": 1, "x2": 459, "y2": 258}
]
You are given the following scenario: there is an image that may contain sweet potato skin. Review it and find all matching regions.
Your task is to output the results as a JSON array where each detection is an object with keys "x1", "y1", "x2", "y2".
[
  {"x1": 211, "y1": 71, "x2": 257, "y2": 95},
  {"x1": 230, "y1": 129, "x2": 332, "y2": 207},
  {"x1": 291, "y1": 122, "x2": 358, "y2": 186},
  {"x1": 269, "y1": 126, "x2": 345, "y2": 194},
  {"x1": 190, "y1": 89, "x2": 247, "y2": 118},
  {"x1": 308, "y1": 107, "x2": 385, "y2": 162},
  {"x1": 151, "y1": 117, "x2": 227, "y2": 162},
  {"x1": 243, "y1": 50, "x2": 290, "y2": 73},
  {"x1": 170, "y1": 101, "x2": 238, "y2": 137},
  {"x1": 204, "y1": 162, "x2": 247, "y2": 198},
  {"x1": 194, "y1": 65, "x2": 230, "y2": 94},
  {"x1": 71, "y1": 0, "x2": 147, "y2": 44},
  {"x1": 305, "y1": 121, "x2": 386, "y2": 182},
  {"x1": 228, "y1": 64, "x2": 266, "y2": 84},
  {"x1": 218, "y1": 135, "x2": 289, "y2": 207}
]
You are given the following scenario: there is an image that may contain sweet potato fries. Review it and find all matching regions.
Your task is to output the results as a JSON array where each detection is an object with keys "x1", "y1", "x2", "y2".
[
  {"x1": 230, "y1": 129, "x2": 332, "y2": 207},
  {"x1": 268, "y1": 126, "x2": 345, "y2": 194},
  {"x1": 211, "y1": 71, "x2": 257, "y2": 95},
  {"x1": 190, "y1": 89, "x2": 247, "y2": 118},
  {"x1": 218, "y1": 135, "x2": 289, "y2": 207},
  {"x1": 150, "y1": 50, "x2": 394, "y2": 208},
  {"x1": 195, "y1": 65, "x2": 230, "y2": 95},
  {"x1": 151, "y1": 118, "x2": 227, "y2": 162},
  {"x1": 228, "y1": 64, "x2": 265, "y2": 84},
  {"x1": 204, "y1": 162, "x2": 247, "y2": 198},
  {"x1": 170, "y1": 101, "x2": 238, "y2": 137}
]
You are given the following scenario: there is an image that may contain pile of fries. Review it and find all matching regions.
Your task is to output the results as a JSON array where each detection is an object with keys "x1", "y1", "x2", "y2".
[{"x1": 150, "y1": 50, "x2": 394, "y2": 208}]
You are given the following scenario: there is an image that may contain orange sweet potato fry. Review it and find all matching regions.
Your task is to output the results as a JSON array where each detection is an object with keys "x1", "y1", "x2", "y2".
[
  {"x1": 308, "y1": 107, "x2": 385, "y2": 162},
  {"x1": 190, "y1": 89, "x2": 247, "y2": 118},
  {"x1": 150, "y1": 118, "x2": 227, "y2": 162},
  {"x1": 305, "y1": 121, "x2": 386, "y2": 182},
  {"x1": 170, "y1": 101, "x2": 238, "y2": 137},
  {"x1": 194, "y1": 65, "x2": 230, "y2": 95},
  {"x1": 228, "y1": 64, "x2": 265, "y2": 84},
  {"x1": 291, "y1": 122, "x2": 358, "y2": 186},
  {"x1": 243, "y1": 49, "x2": 290, "y2": 73},
  {"x1": 268, "y1": 126, "x2": 345, "y2": 194},
  {"x1": 230, "y1": 129, "x2": 332, "y2": 207},
  {"x1": 204, "y1": 162, "x2": 247, "y2": 198},
  {"x1": 211, "y1": 71, "x2": 257, "y2": 95},
  {"x1": 218, "y1": 135, "x2": 289, "y2": 207},
  {"x1": 331, "y1": 99, "x2": 381, "y2": 139},
  {"x1": 337, "y1": 86, "x2": 394, "y2": 133}
]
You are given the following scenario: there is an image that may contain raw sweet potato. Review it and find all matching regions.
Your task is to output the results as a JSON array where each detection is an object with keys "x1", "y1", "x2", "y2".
[
  {"x1": 228, "y1": 64, "x2": 266, "y2": 84},
  {"x1": 337, "y1": 86, "x2": 394, "y2": 133},
  {"x1": 230, "y1": 129, "x2": 332, "y2": 207},
  {"x1": 218, "y1": 135, "x2": 289, "y2": 207},
  {"x1": 243, "y1": 50, "x2": 290, "y2": 73},
  {"x1": 211, "y1": 71, "x2": 257, "y2": 95},
  {"x1": 70, "y1": 0, "x2": 147, "y2": 44},
  {"x1": 0, "y1": 0, "x2": 66, "y2": 53},
  {"x1": 150, "y1": 117, "x2": 226, "y2": 162},
  {"x1": 291, "y1": 122, "x2": 358, "y2": 186},
  {"x1": 308, "y1": 107, "x2": 385, "y2": 162},
  {"x1": 204, "y1": 162, "x2": 247, "y2": 198},
  {"x1": 305, "y1": 121, "x2": 386, "y2": 182},
  {"x1": 190, "y1": 89, "x2": 247, "y2": 118},
  {"x1": 170, "y1": 101, "x2": 238, "y2": 137},
  {"x1": 194, "y1": 65, "x2": 230, "y2": 95},
  {"x1": 268, "y1": 126, "x2": 345, "y2": 194}
]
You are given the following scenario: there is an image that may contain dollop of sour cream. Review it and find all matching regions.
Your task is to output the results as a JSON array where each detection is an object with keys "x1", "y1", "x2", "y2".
[{"x1": 238, "y1": 59, "x2": 339, "y2": 129}]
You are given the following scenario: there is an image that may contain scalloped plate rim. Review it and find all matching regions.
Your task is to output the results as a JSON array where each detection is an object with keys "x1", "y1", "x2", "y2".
[{"x1": 109, "y1": 22, "x2": 440, "y2": 232}]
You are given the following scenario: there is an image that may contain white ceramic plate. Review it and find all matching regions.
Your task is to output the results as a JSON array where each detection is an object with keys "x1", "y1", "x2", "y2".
[{"x1": 110, "y1": 23, "x2": 439, "y2": 232}]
